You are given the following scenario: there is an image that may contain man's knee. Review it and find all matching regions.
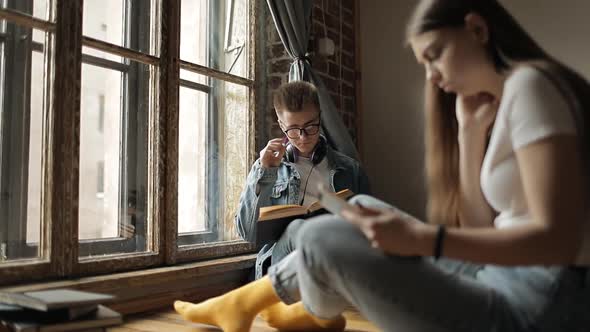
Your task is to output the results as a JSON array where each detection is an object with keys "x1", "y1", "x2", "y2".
[
  {"x1": 285, "y1": 218, "x2": 306, "y2": 237},
  {"x1": 272, "y1": 219, "x2": 306, "y2": 265}
]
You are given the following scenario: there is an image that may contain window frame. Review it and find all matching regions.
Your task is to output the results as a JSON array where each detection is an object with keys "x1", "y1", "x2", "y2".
[
  {"x1": 0, "y1": 0, "x2": 259, "y2": 285},
  {"x1": 176, "y1": 0, "x2": 223, "y2": 247},
  {"x1": 0, "y1": 0, "x2": 34, "y2": 261},
  {"x1": 77, "y1": 0, "x2": 151, "y2": 258},
  {"x1": 172, "y1": 0, "x2": 257, "y2": 263},
  {"x1": 0, "y1": 0, "x2": 51, "y2": 263}
]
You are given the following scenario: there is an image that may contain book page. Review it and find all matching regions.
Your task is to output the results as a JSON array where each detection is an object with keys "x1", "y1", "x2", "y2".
[
  {"x1": 307, "y1": 188, "x2": 353, "y2": 213},
  {"x1": 257, "y1": 189, "x2": 355, "y2": 221},
  {"x1": 259, "y1": 204, "x2": 303, "y2": 214},
  {"x1": 258, "y1": 205, "x2": 307, "y2": 221},
  {"x1": 317, "y1": 185, "x2": 355, "y2": 216}
]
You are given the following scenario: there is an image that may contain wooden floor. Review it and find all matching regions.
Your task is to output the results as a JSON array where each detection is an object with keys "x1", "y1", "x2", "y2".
[{"x1": 108, "y1": 309, "x2": 380, "y2": 332}]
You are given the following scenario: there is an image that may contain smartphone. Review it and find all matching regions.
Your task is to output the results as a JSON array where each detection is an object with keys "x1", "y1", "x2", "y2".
[{"x1": 317, "y1": 184, "x2": 355, "y2": 216}]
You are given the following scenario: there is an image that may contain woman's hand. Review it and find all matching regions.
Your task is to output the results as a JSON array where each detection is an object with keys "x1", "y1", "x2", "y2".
[
  {"x1": 456, "y1": 92, "x2": 499, "y2": 135},
  {"x1": 342, "y1": 206, "x2": 429, "y2": 256}
]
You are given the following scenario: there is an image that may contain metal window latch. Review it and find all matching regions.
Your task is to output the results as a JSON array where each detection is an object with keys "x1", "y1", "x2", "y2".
[{"x1": 19, "y1": 33, "x2": 30, "y2": 42}]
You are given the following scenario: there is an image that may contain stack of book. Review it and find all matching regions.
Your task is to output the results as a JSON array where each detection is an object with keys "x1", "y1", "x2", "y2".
[{"x1": 0, "y1": 289, "x2": 122, "y2": 332}]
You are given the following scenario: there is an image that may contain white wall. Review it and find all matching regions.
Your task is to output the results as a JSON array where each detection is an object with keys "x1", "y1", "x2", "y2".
[
  {"x1": 502, "y1": 1, "x2": 590, "y2": 77},
  {"x1": 359, "y1": 0, "x2": 590, "y2": 219}
]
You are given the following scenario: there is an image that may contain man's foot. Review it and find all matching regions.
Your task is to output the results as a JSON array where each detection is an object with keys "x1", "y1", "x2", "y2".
[
  {"x1": 174, "y1": 298, "x2": 254, "y2": 332},
  {"x1": 174, "y1": 276, "x2": 279, "y2": 332},
  {"x1": 259, "y1": 302, "x2": 346, "y2": 331}
]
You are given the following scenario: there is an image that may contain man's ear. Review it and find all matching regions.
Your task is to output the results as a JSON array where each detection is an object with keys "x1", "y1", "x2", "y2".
[
  {"x1": 275, "y1": 111, "x2": 284, "y2": 129},
  {"x1": 464, "y1": 12, "x2": 489, "y2": 44}
]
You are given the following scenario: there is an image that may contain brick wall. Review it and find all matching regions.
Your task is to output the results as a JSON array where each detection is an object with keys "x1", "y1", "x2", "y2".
[{"x1": 263, "y1": 0, "x2": 358, "y2": 147}]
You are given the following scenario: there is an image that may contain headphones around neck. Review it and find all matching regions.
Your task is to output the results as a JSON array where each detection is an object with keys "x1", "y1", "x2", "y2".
[{"x1": 284, "y1": 134, "x2": 328, "y2": 165}]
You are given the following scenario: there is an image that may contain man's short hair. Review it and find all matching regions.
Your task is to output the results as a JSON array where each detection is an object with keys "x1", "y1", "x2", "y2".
[{"x1": 273, "y1": 81, "x2": 320, "y2": 113}]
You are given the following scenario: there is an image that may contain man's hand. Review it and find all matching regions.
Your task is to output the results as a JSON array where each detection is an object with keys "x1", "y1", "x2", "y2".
[{"x1": 260, "y1": 138, "x2": 287, "y2": 169}]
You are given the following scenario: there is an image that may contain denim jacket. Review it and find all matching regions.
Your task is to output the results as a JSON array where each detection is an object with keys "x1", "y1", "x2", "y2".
[
  {"x1": 235, "y1": 146, "x2": 371, "y2": 243},
  {"x1": 234, "y1": 146, "x2": 371, "y2": 278}
]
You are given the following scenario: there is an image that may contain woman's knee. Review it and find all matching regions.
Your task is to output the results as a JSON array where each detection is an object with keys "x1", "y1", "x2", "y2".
[
  {"x1": 296, "y1": 216, "x2": 365, "y2": 262},
  {"x1": 349, "y1": 194, "x2": 395, "y2": 210},
  {"x1": 298, "y1": 216, "x2": 335, "y2": 242}
]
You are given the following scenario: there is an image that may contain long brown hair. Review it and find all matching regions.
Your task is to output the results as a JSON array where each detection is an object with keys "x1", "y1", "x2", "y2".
[{"x1": 407, "y1": 0, "x2": 590, "y2": 226}]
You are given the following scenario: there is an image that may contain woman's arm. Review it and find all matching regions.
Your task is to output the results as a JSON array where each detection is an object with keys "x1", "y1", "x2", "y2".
[
  {"x1": 442, "y1": 69, "x2": 587, "y2": 265},
  {"x1": 455, "y1": 94, "x2": 498, "y2": 228},
  {"x1": 458, "y1": 128, "x2": 496, "y2": 228},
  {"x1": 440, "y1": 135, "x2": 586, "y2": 265},
  {"x1": 346, "y1": 136, "x2": 586, "y2": 265}
]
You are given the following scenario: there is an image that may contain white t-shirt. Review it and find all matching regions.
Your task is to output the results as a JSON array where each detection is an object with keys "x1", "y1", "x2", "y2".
[
  {"x1": 480, "y1": 66, "x2": 590, "y2": 265},
  {"x1": 293, "y1": 156, "x2": 332, "y2": 206}
]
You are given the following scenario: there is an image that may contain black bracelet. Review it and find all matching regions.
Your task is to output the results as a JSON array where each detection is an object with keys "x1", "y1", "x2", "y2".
[{"x1": 434, "y1": 224, "x2": 446, "y2": 260}]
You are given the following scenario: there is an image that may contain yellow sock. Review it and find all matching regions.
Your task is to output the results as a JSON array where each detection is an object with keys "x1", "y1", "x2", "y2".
[
  {"x1": 259, "y1": 302, "x2": 346, "y2": 331},
  {"x1": 174, "y1": 276, "x2": 280, "y2": 332}
]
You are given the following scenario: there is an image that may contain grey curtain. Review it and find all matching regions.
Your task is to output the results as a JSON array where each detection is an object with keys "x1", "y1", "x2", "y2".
[{"x1": 266, "y1": 0, "x2": 359, "y2": 160}]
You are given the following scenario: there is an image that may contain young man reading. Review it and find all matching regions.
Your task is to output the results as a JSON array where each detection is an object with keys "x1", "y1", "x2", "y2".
[{"x1": 234, "y1": 81, "x2": 371, "y2": 278}]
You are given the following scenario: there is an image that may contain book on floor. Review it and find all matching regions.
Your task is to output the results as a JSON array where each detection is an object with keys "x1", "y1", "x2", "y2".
[
  {"x1": 0, "y1": 289, "x2": 114, "y2": 312},
  {"x1": 255, "y1": 188, "x2": 354, "y2": 246},
  {"x1": 0, "y1": 303, "x2": 98, "y2": 322},
  {"x1": 0, "y1": 304, "x2": 122, "y2": 332}
]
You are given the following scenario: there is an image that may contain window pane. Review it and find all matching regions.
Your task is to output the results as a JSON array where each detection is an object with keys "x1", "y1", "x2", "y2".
[
  {"x1": 0, "y1": 23, "x2": 52, "y2": 262},
  {"x1": 178, "y1": 75, "x2": 250, "y2": 246},
  {"x1": 26, "y1": 45, "x2": 45, "y2": 245},
  {"x1": 79, "y1": 52, "x2": 154, "y2": 258},
  {"x1": 219, "y1": 81, "x2": 250, "y2": 242},
  {"x1": 1, "y1": 0, "x2": 51, "y2": 22},
  {"x1": 178, "y1": 86, "x2": 207, "y2": 234},
  {"x1": 79, "y1": 64, "x2": 122, "y2": 241},
  {"x1": 83, "y1": 0, "x2": 159, "y2": 57},
  {"x1": 180, "y1": 68, "x2": 207, "y2": 85},
  {"x1": 180, "y1": 0, "x2": 250, "y2": 79}
]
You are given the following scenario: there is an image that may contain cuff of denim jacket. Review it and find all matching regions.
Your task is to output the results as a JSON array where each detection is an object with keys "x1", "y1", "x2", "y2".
[{"x1": 256, "y1": 160, "x2": 278, "y2": 181}]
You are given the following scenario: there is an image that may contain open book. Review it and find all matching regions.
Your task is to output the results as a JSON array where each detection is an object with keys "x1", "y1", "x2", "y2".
[
  {"x1": 258, "y1": 188, "x2": 354, "y2": 221},
  {"x1": 255, "y1": 188, "x2": 354, "y2": 248}
]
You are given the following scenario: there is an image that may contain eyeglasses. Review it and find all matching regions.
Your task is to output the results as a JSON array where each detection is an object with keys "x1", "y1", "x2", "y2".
[{"x1": 282, "y1": 123, "x2": 321, "y2": 139}]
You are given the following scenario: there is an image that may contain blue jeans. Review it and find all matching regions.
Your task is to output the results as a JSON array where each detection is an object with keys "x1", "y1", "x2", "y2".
[
  {"x1": 272, "y1": 218, "x2": 305, "y2": 265},
  {"x1": 254, "y1": 218, "x2": 306, "y2": 280},
  {"x1": 268, "y1": 195, "x2": 590, "y2": 331}
]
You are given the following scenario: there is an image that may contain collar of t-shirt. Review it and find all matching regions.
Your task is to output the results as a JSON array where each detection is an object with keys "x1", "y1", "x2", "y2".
[{"x1": 292, "y1": 156, "x2": 332, "y2": 206}]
